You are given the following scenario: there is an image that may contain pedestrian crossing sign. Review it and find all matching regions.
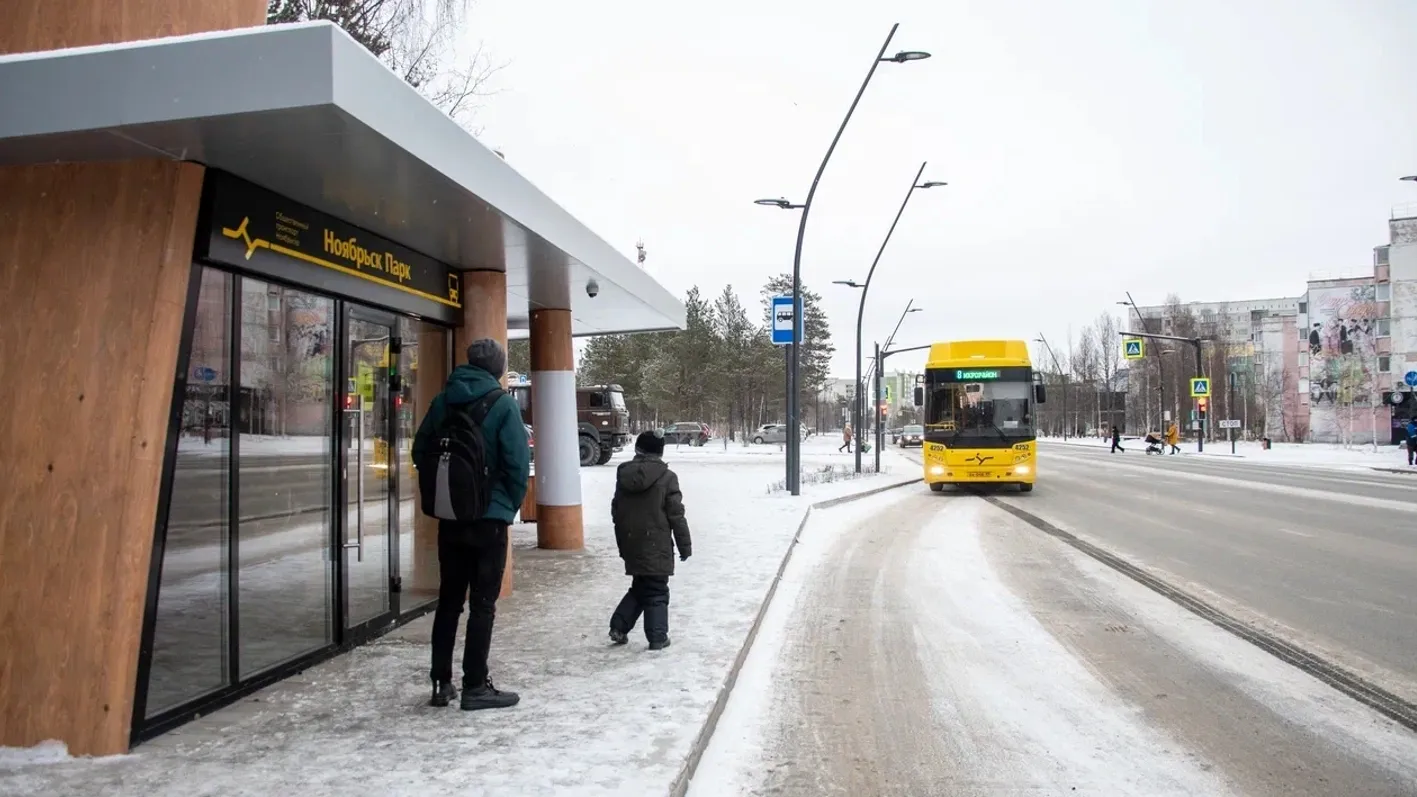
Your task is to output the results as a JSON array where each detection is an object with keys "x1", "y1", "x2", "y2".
[
  {"x1": 1123, "y1": 338, "x2": 1144, "y2": 359},
  {"x1": 1190, "y1": 378, "x2": 1211, "y2": 398}
]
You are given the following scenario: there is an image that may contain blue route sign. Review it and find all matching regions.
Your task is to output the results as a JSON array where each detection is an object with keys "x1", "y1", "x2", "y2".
[
  {"x1": 1406, "y1": 370, "x2": 1417, "y2": 387},
  {"x1": 193, "y1": 366, "x2": 217, "y2": 383},
  {"x1": 770, "y1": 295, "x2": 803, "y2": 346}
]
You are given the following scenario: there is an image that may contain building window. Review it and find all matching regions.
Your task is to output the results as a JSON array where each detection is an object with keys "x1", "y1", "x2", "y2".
[
  {"x1": 1376, "y1": 318, "x2": 1391, "y2": 337},
  {"x1": 1377, "y1": 283, "x2": 1391, "y2": 301},
  {"x1": 1298, "y1": 301, "x2": 1307, "y2": 314},
  {"x1": 1379, "y1": 355, "x2": 1391, "y2": 373}
]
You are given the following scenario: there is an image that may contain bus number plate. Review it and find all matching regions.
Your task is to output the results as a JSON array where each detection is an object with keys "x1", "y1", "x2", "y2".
[{"x1": 968, "y1": 471, "x2": 989, "y2": 478}]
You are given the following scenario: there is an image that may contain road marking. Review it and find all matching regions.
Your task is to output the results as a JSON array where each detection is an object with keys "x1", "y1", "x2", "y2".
[
  {"x1": 1192, "y1": 506, "x2": 1215, "y2": 515},
  {"x1": 1276, "y1": 528, "x2": 1314, "y2": 538}
]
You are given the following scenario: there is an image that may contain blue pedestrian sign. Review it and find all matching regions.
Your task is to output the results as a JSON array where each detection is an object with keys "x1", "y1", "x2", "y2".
[
  {"x1": 193, "y1": 366, "x2": 217, "y2": 383},
  {"x1": 1406, "y1": 370, "x2": 1417, "y2": 387},
  {"x1": 770, "y1": 295, "x2": 803, "y2": 346},
  {"x1": 1190, "y1": 377, "x2": 1211, "y2": 398},
  {"x1": 1122, "y1": 338, "x2": 1144, "y2": 359}
]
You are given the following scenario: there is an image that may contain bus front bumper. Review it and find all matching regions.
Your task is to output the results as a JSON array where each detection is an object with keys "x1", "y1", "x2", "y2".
[{"x1": 924, "y1": 461, "x2": 1034, "y2": 484}]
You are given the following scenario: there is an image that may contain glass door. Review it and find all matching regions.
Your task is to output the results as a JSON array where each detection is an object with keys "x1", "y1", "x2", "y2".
[{"x1": 340, "y1": 306, "x2": 400, "y2": 634}]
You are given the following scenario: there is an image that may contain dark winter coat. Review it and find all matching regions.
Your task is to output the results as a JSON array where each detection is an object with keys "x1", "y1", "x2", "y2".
[
  {"x1": 411, "y1": 364, "x2": 531, "y2": 524},
  {"x1": 612, "y1": 454, "x2": 691, "y2": 577}
]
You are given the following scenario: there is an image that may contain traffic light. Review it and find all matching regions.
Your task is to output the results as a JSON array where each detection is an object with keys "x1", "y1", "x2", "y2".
[{"x1": 1197, "y1": 397, "x2": 1209, "y2": 413}]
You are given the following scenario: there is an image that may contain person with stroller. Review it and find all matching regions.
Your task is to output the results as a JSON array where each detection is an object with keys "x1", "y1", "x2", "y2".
[{"x1": 1165, "y1": 421, "x2": 1181, "y2": 455}]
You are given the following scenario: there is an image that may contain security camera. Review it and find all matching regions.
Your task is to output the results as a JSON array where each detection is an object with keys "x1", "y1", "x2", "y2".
[{"x1": 586, "y1": 279, "x2": 600, "y2": 298}]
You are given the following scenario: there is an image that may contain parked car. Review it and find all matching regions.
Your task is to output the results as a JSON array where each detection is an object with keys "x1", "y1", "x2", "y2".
[
  {"x1": 897, "y1": 424, "x2": 924, "y2": 448},
  {"x1": 664, "y1": 421, "x2": 711, "y2": 446},
  {"x1": 751, "y1": 423, "x2": 806, "y2": 444}
]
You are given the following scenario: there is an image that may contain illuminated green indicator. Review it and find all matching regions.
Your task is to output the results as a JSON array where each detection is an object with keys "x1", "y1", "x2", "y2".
[{"x1": 956, "y1": 369, "x2": 999, "y2": 380}]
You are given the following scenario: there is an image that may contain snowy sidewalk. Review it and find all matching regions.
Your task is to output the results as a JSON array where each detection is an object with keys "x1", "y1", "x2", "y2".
[
  {"x1": 1040, "y1": 435, "x2": 1413, "y2": 472},
  {"x1": 0, "y1": 439, "x2": 919, "y2": 797}
]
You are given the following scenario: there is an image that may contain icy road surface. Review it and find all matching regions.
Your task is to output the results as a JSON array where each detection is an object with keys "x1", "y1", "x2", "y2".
[{"x1": 690, "y1": 488, "x2": 1417, "y2": 796}]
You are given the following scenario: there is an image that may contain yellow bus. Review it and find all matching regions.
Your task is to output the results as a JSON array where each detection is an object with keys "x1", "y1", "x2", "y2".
[{"x1": 911, "y1": 339, "x2": 1046, "y2": 493}]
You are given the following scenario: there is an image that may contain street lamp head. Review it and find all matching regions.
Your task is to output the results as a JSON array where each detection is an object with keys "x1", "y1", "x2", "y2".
[
  {"x1": 833, "y1": 279, "x2": 864, "y2": 288},
  {"x1": 906, "y1": 307, "x2": 922, "y2": 313},
  {"x1": 1402, "y1": 175, "x2": 1417, "y2": 183},
  {"x1": 918, "y1": 181, "x2": 947, "y2": 189},
  {"x1": 754, "y1": 197, "x2": 802, "y2": 209},
  {"x1": 883, "y1": 50, "x2": 932, "y2": 63}
]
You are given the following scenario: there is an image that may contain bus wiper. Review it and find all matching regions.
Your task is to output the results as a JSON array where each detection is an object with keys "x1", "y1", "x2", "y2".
[{"x1": 988, "y1": 424, "x2": 1009, "y2": 442}]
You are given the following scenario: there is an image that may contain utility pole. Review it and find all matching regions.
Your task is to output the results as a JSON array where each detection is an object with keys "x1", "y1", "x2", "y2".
[{"x1": 1228, "y1": 371, "x2": 1236, "y2": 455}]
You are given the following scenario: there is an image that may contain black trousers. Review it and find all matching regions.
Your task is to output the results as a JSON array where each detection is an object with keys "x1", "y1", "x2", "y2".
[
  {"x1": 430, "y1": 520, "x2": 508, "y2": 687},
  {"x1": 610, "y1": 575, "x2": 670, "y2": 642},
  {"x1": 1111, "y1": 440, "x2": 1124, "y2": 452}
]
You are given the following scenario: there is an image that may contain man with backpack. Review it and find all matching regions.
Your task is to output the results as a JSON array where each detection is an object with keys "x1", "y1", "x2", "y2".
[{"x1": 412, "y1": 338, "x2": 531, "y2": 711}]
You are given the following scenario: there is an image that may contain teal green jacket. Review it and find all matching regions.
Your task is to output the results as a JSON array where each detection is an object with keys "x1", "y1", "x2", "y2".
[{"x1": 412, "y1": 365, "x2": 531, "y2": 524}]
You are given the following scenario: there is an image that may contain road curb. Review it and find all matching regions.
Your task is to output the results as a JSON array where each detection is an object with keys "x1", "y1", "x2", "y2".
[
  {"x1": 1370, "y1": 466, "x2": 1417, "y2": 475},
  {"x1": 667, "y1": 475, "x2": 921, "y2": 797}
]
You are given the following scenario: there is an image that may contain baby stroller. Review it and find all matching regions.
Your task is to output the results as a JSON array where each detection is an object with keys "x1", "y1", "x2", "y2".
[{"x1": 1143, "y1": 432, "x2": 1165, "y2": 455}]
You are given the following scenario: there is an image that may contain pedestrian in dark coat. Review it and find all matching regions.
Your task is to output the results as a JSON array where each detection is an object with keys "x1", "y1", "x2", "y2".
[{"x1": 609, "y1": 429, "x2": 692, "y2": 650}]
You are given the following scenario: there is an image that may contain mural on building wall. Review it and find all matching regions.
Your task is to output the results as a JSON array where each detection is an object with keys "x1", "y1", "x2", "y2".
[{"x1": 1306, "y1": 284, "x2": 1382, "y2": 442}]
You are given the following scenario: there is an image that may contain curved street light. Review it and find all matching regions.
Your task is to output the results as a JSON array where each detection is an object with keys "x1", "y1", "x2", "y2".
[
  {"x1": 842, "y1": 161, "x2": 946, "y2": 473},
  {"x1": 1033, "y1": 334, "x2": 1067, "y2": 440},
  {"x1": 755, "y1": 197, "x2": 805, "y2": 209},
  {"x1": 1401, "y1": 175, "x2": 1417, "y2": 182},
  {"x1": 754, "y1": 23, "x2": 931, "y2": 495}
]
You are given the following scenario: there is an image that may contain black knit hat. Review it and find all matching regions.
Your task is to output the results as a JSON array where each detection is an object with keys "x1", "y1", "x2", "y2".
[{"x1": 635, "y1": 429, "x2": 665, "y2": 456}]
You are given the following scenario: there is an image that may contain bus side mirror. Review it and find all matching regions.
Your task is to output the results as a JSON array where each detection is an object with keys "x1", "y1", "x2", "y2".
[
  {"x1": 913, "y1": 386, "x2": 923, "y2": 407},
  {"x1": 1035, "y1": 384, "x2": 1047, "y2": 404}
]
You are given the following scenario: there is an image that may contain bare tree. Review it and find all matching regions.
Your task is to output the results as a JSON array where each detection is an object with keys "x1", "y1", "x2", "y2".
[
  {"x1": 268, "y1": 0, "x2": 504, "y2": 131},
  {"x1": 1095, "y1": 312, "x2": 1122, "y2": 433}
]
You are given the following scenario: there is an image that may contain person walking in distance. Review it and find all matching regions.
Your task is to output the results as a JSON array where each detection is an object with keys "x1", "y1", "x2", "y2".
[
  {"x1": 1110, "y1": 424, "x2": 1124, "y2": 453},
  {"x1": 839, "y1": 422, "x2": 853, "y2": 453},
  {"x1": 1165, "y1": 420, "x2": 1181, "y2": 455},
  {"x1": 609, "y1": 429, "x2": 692, "y2": 650},
  {"x1": 1406, "y1": 418, "x2": 1417, "y2": 467},
  {"x1": 413, "y1": 339, "x2": 531, "y2": 710}
]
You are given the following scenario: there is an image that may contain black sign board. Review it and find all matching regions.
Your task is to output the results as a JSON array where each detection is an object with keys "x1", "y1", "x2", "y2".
[{"x1": 199, "y1": 172, "x2": 462, "y2": 322}]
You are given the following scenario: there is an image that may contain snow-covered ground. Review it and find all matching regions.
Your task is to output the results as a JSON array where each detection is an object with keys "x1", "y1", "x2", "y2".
[
  {"x1": 0, "y1": 437, "x2": 918, "y2": 797},
  {"x1": 1040, "y1": 434, "x2": 1414, "y2": 472}
]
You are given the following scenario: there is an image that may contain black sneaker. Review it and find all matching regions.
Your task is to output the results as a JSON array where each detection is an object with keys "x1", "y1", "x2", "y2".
[
  {"x1": 609, "y1": 628, "x2": 629, "y2": 645},
  {"x1": 648, "y1": 637, "x2": 671, "y2": 651},
  {"x1": 429, "y1": 680, "x2": 457, "y2": 707},
  {"x1": 461, "y1": 678, "x2": 520, "y2": 711}
]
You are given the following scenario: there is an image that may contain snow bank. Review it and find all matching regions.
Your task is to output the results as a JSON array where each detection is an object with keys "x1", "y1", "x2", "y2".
[{"x1": 686, "y1": 489, "x2": 915, "y2": 796}]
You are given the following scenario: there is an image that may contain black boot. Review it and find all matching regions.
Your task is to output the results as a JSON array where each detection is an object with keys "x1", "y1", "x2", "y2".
[
  {"x1": 644, "y1": 601, "x2": 670, "y2": 651},
  {"x1": 429, "y1": 680, "x2": 457, "y2": 708},
  {"x1": 609, "y1": 628, "x2": 629, "y2": 645},
  {"x1": 461, "y1": 678, "x2": 520, "y2": 711}
]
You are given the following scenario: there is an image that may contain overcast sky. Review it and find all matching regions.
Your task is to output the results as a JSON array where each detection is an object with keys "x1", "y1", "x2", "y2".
[{"x1": 468, "y1": 0, "x2": 1417, "y2": 376}]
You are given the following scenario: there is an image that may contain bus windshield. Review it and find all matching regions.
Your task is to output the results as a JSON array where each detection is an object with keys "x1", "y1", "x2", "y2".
[{"x1": 924, "y1": 366, "x2": 1035, "y2": 446}]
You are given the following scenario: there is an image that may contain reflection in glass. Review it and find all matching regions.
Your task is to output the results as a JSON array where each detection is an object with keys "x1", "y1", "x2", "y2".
[
  {"x1": 237, "y1": 280, "x2": 335, "y2": 676},
  {"x1": 397, "y1": 318, "x2": 446, "y2": 612},
  {"x1": 344, "y1": 316, "x2": 394, "y2": 627},
  {"x1": 147, "y1": 267, "x2": 232, "y2": 717}
]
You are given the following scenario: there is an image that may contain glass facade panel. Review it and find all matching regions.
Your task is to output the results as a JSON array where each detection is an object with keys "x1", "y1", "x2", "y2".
[
  {"x1": 146, "y1": 268, "x2": 232, "y2": 717},
  {"x1": 397, "y1": 317, "x2": 446, "y2": 612},
  {"x1": 236, "y1": 280, "x2": 336, "y2": 676}
]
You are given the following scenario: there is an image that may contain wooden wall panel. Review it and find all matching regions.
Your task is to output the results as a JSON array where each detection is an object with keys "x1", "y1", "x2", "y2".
[
  {"x1": 0, "y1": 0, "x2": 268, "y2": 55},
  {"x1": 0, "y1": 160, "x2": 205, "y2": 756},
  {"x1": 410, "y1": 326, "x2": 450, "y2": 600}
]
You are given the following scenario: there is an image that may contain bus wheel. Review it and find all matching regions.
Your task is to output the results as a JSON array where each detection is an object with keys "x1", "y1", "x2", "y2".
[
  {"x1": 1019, "y1": 483, "x2": 1034, "y2": 493},
  {"x1": 929, "y1": 482, "x2": 945, "y2": 493}
]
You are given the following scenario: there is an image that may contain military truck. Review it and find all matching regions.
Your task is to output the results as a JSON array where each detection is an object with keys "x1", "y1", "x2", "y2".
[{"x1": 508, "y1": 379, "x2": 630, "y2": 466}]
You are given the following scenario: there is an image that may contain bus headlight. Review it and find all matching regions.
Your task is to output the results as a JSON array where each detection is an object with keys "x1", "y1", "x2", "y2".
[
  {"x1": 929, "y1": 465, "x2": 946, "y2": 476},
  {"x1": 1014, "y1": 464, "x2": 1031, "y2": 475}
]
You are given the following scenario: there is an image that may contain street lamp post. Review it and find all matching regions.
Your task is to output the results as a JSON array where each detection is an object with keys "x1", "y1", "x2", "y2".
[
  {"x1": 876, "y1": 302, "x2": 923, "y2": 459},
  {"x1": 1118, "y1": 293, "x2": 1165, "y2": 431},
  {"x1": 833, "y1": 164, "x2": 944, "y2": 474},
  {"x1": 753, "y1": 24, "x2": 931, "y2": 496},
  {"x1": 874, "y1": 343, "x2": 933, "y2": 473},
  {"x1": 1033, "y1": 334, "x2": 1067, "y2": 440}
]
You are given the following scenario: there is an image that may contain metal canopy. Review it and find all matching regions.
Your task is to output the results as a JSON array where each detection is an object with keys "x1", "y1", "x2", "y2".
[{"x1": 0, "y1": 21, "x2": 684, "y2": 336}]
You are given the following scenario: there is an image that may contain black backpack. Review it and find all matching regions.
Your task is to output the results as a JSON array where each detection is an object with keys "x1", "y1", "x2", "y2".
[{"x1": 417, "y1": 389, "x2": 505, "y2": 522}]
